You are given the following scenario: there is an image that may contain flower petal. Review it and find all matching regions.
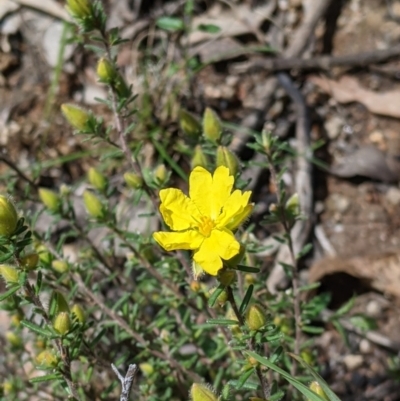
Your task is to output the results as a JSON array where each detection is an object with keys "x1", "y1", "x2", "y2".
[
  {"x1": 193, "y1": 228, "x2": 240, "y2": 275},
  {"x1": 159, "y1": 188, "x2": 202, "y2": 230},
  {"x1": 216, "y1": 190, "x2": 252, "y2": 229},
  {"x1": 189, "y1": 166, "x2": 234, "y2": 220},
  {"x1": 153, "y1": 230, "x2": 204, "y2": 251}
]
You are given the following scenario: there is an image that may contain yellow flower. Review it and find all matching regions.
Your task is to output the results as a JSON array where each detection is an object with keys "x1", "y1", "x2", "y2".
[{"x1": 153, "y1": 166, "x2": 252, "y2": 276}]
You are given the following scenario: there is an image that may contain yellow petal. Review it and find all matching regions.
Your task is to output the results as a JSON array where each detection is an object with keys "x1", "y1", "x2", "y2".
[
  {"x1": 189, "y1": 166, "x2": 234, "y2": 220},
  {"x1": 217, "y1": 190, "x2": 252, "y2": 230},
  {"x1": 159, "y1": 188, "x2": 201, "y2": 230},
  {"x1": 193, "y1": 229, "x2": 240, "y2": 275},
  {"x1": 153, "y1": 230, "x2": 204, "y2": 251}
]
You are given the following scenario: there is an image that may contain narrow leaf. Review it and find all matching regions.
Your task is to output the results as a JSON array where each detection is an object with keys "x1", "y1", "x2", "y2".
[
  {"x1": 239, "y1": 284, "x2": 254, "y2": 315},
  {"x1": 0, "y1": 284, "x2": 21, "y2": 302}
]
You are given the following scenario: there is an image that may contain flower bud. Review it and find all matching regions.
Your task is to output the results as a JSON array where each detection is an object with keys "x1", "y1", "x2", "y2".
[
  {"x1": 2, "y1": 380, "x2": 14, "y2": 395},
  {"x1": 5, "y1": 331, "x2": 22, "y2": 347},
  {"x1": 83, "y1": 190, "x2": 105, "y2": 219},
  {"x1": 36, "y1": 245, "x2": 53, "y2": 265},
  {"x1": 308, "y1": 382, "x2": 329, "y2": 401},
  {"x1": 36, "y1": 350, "x2": 58, "y2": 369},
  {"x1": 0, "y1": 195, "x2": 18, "y2": 237},
  {"x1": 51, "y1": 260, "x2": 69, "y2": 274},
  {"x1": 208, "y1": 287, "x2": 228, "y2": 306},
  {"x1": 301, "y1": 349, "x2": 314, "y2": 365},
  {"x1": 217, "y1": 270, "x2": 236, "y2": 286},
  {"x1": 285, "y1": 193, "x2": 300, "y2": 217},
  {"x1": 19, "y1": 254, "x2": 39, "y2": 271},
  {"x1": 203, "y1": 107, "x2": 222, "y2": 143},
  {"x1": 154, "y1": 164, "x2": 168, "y2": 185},
  {"x1": 71, "y1": 304, "x2": 85, "y2": 324},
  {"x1": 261, "y1": 131, "x2": 272, "y2": 154},
  {"x1": 190, "y1": 280, "x2": 201, "y2": 293},
  {"x1": 191, "y1": 145, "x2": 209, "y2": 169},
  {"x1": 190, "y1": 383, "x2": 218, "y2": 401},
  {"x1": 88, "y1": 167, "x2": 107, "y2": 192},
  {"x1": 139, "y1": 363, "x2": 154, "y2": 376},
  {"x1": 10, "y1": 310, "x2": 23, "y2": 327},
  {"x1": 179, "y1": 109, "x2": 201, "y2": 137},
  {"x1": 38, "y1": 188, "x2": 60, "y2": 212},
  {"x1": 216, "y1": 146, "x2": 239, "y2": 176},
  {"x1": 124, "y1": 172, "x2": 143, "y2": 189},
  {"x1": 0, "y1": 264, "x2": 19, "y2": 284},
  {"x1": 61, "y1": 104, "x2": 90, "y2": 131},
  {"x1": 50, "y1": 291, "x2": 70, "y2": 316},
  {"x1": 96, "y1": 58, "x2": 116, "y2": 83},
  {"x1": 66, "y1": 0, "x2": 92, "y2": 18},
  {"x1": 246, "y1": 304, "x2": 266, "y2": 331},
  {"x1": 53, "y1": 312, "x2": 71, "y2": 335}
]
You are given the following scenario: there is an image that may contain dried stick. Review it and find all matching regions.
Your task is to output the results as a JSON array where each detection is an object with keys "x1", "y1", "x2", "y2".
[
  {"x1": 232, "y1": 44, "x2": 400, "y2": 73},
  {"x1": 112, "y1": 363, "x2": 138, "y2": 401}
]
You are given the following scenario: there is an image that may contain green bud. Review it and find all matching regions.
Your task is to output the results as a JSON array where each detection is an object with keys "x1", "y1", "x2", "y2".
[
  {"x1": 71, "y1": 304, "x2": 85, "y2": 324},
  {"x1": 38, "y1": 188, "x2": 60, "y2": 212},
  {"x1": 0, "y1": 195, "x2": 18, "y2": 237},
  {"x1": 36, "y1": 245, "x2": 53, "y2": 265},
  {"x1": 139, "y1": 363, "x2": 154, "y2": 376},
  {"x1": 190, "y1": 383, "x2": 218, "y2": 401},
  {"x1": 36, "y1": 350, "x2": 58, "y2": 369},
  {"x1": 261, "y1": 131, "x2": 272, "y2": 154},
  {"x1": 203, "y1": 107, "x2": 222, "y2": 143},
  {"x1": 216, "y1": 146, "x2": 239, "y2": 176},
  {"x1": 49, "y1": 291, "x2": 70, "y2": 316},
  {"x1": 51, "y1": 260, "x2": 69, "y2": 274},
  {"x1": 308, "y1": 382, "x2": 329, "y2": 401},
  {"x1": 124, "y1": 172, "x2": 143, "y2": 189},
  {"x1": 246, "y1": 304, "x2": 266, "y2": 331},
  {"x1": 19, "y1": 254, "x2": 39, "y2": 271},
  {"x1": 61, "y1": 103, "x2": 90, "y2": 131},
  {"x1": 88, "y1": 167, "x2": 107, "y2": 191},
  {"x1": 285, "y1": 193, "x2": 300, "y2": 217},
  {"x1": 65, "y1": 0, "x2": 92, "y2": 19},
  {"x1": 96, "y1": 58, "x2": 116, "y2": 84},
  {"x1": 191, "y1": 145, "x2": 209, "y2": 169},
  {"x1": 179, "y1": 109, "x2": 201, "y2": 137},
  {"x1": 154, "y1": 164, "x2": 168, "y2": 185},
  {"x1": 208, "y1": 287, "x2": 228, "y2": 307},
  {"x1": 217, "y1": 270, "x2": 237, "y2": 286},
  {"x1": 83, "y1": 190, "x2": 105, "y2": 219},
  {"x1": 0, "y1": 265, "x2": 19, "y2": 284},
  {"x1": 53, "y1": 312, "x2": 71, "y2": 335},
  {"x1": 5, "y1": 331, "x2": 22, "y2": 347}
]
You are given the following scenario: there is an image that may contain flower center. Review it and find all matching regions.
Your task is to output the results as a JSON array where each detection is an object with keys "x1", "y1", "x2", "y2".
[{"x1": 198, "y1": 216, "x2": 215, "y2": 237}]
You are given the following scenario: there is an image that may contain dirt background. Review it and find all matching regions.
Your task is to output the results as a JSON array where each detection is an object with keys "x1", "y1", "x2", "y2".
[{"x1": 2, "y1": 0, "x2": 400, "y2": 400}]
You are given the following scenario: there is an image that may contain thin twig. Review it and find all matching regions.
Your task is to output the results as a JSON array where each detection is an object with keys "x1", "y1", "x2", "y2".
[
  {"x1": 232, "y1": 44, "x2": 400, "y2": 73},
  {"x1": 112, "y1": 363, "x2": 138, "y2": 401}
]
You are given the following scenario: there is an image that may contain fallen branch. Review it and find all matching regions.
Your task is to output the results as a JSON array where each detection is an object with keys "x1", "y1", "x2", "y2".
[{"x1": 232, "y1": 44, "x2": 400, "y2": 73}]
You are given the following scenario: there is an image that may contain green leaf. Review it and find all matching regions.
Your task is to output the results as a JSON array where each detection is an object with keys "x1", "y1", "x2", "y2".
[
  {"x1": 0, "y1": 284, "x2": 21, "y2": 302},
  {"x1": 245, "y1": 351, "x2": 327, "y2": 401},
  {"x1": 236, "y1": 367, "x2": 255, "y2": 389},
  {"x1": 208, "y1": 283, "x2": 225, "y2": 307},
  {"x1": 289, "y1": 353, "x2": 342, "y2": 401},
  {"x1": 206, "y1": 319, "x2": 239, "y2": 326},
  {"x1": 197, "y1": 23, "x2": 221, "y2": 33},
  {"x1": 236, "y1": 265, "x2": 260, "y2": 273},
  {"x1": 0, "y1": 252, "x2": 13, "y2": 263},
  {"x1": 301, "y1": 325, "x2": 324, "y2": 334},
  {"x1": 331, "y1": 296, "x2": 355, "y2": 318},
  {"x1": 29, "y1": 373, "x2": 63, "y2": 383},
  {"x1": 156, "y1": 17, "x2": 184, "y2": 32},
  {"x1": 296, "y1": 243, "x2": 313, "y2": 259},
  {"x1": 21, "y1": 320, "x2": 54, "y2": 338},
  {"x1": 239, "y1": 284, "x2": 253, "y2": 315}
]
